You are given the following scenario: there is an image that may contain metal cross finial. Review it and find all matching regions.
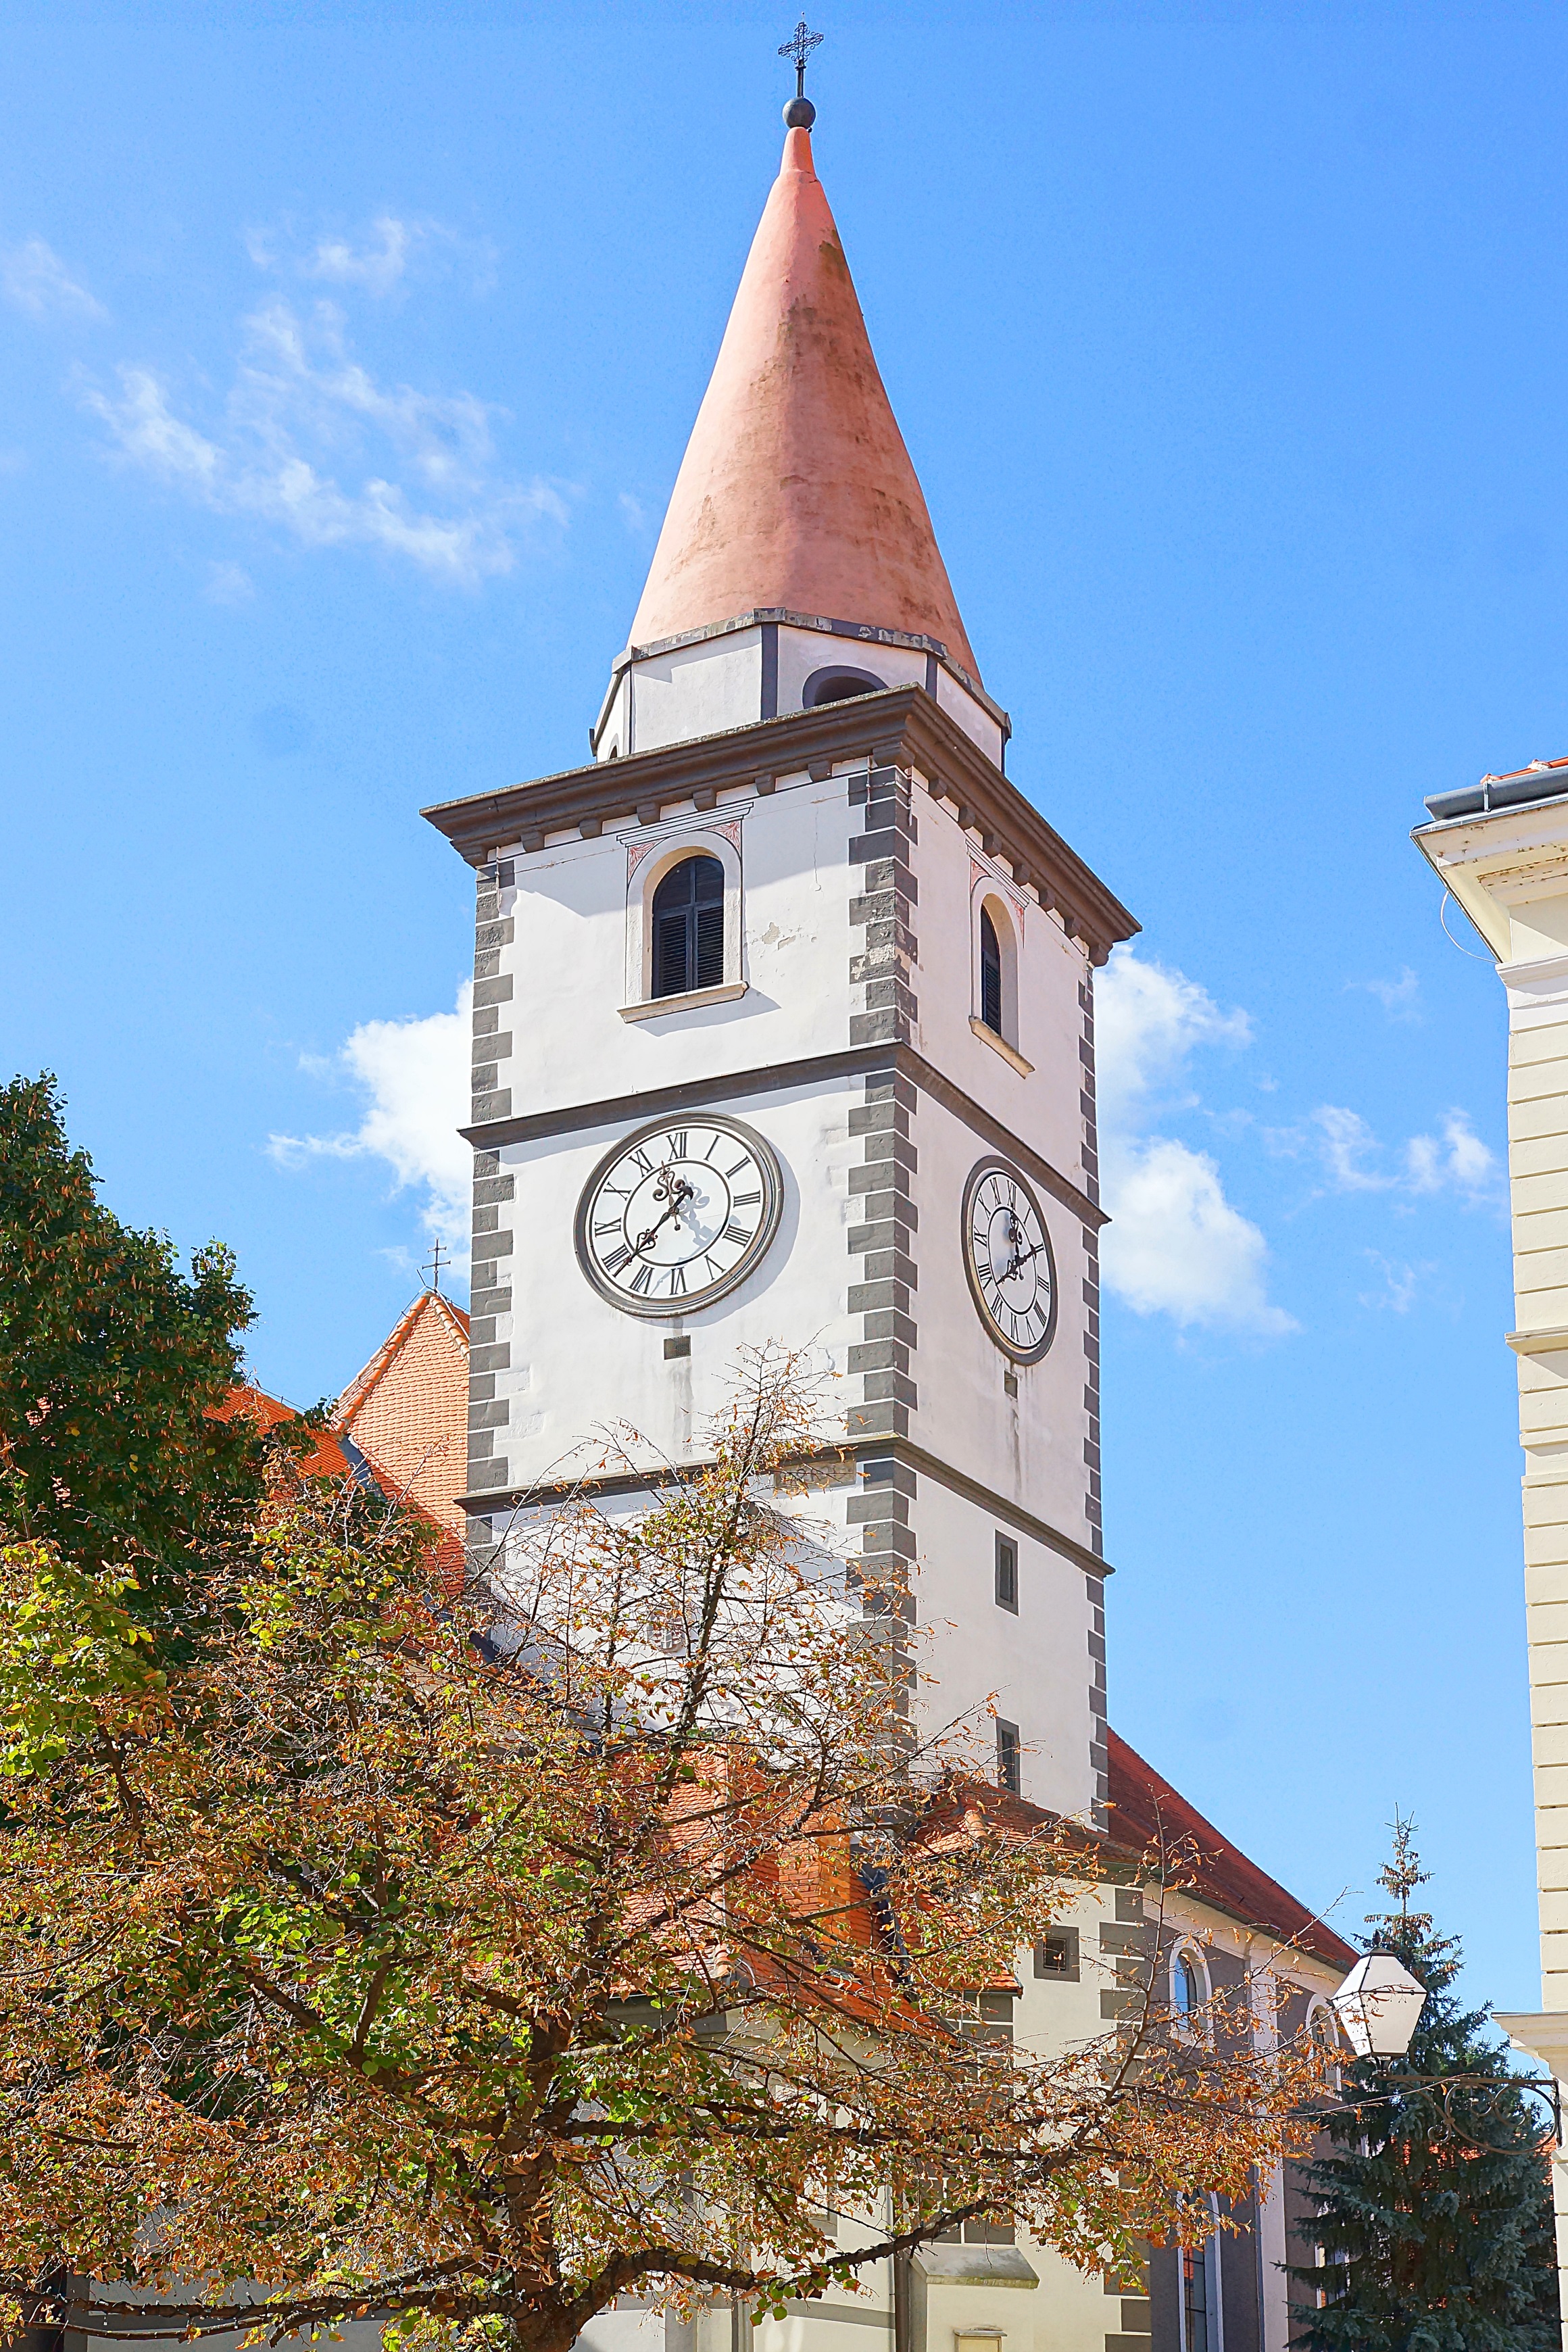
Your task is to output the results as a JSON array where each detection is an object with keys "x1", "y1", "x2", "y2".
[
  {"x1": 778, "y1": 16, "x2": 823, "y2": 98},
  {"x1": 422, "y1": 1238, "x2": 450, "y2": 1296}
]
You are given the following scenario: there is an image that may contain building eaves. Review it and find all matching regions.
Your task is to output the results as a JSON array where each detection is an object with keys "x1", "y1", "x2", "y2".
[{"x1": 422, "y1": 685, "x2": 1139, "y2": 968}]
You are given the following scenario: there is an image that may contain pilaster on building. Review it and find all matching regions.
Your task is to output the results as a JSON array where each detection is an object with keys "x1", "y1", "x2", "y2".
[{"x1": 1415, "y1": 758, "x2": 1568, "y2": 2345}]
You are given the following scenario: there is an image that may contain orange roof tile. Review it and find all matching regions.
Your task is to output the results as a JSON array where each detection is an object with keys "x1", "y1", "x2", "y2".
[
  {"x1": 335, "y1": 1290, "x2": 470, "y2": 1537},
  {"x1": 217, "y1": 1383, "x2": 353, "y2": 1480}
]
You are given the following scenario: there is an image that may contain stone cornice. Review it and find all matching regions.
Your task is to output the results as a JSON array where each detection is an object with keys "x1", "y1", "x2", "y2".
[
  {"x1": 460, "y1": 1040, "x2": 1108, "y2": 1232},
  {"x1": 422, "y1": 685, "x2": 1140, "y2": 966},
  {"x1": 460, "y1": 1432, "x2": 1112, "y2": 1577}
]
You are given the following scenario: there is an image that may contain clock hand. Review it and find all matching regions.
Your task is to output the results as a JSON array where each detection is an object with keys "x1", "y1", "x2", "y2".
[{"x1": 634, "y1": 1177, "x2": 694, "y2": 1254}]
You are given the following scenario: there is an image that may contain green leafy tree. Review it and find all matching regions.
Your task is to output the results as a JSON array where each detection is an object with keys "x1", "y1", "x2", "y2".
[
  {"x1": 1291, "y1": 1817, "x2": 1559, "y2": 2352},
  {"x1": 0, "y1": 1074, "x2": 264, "y2": 1638}
]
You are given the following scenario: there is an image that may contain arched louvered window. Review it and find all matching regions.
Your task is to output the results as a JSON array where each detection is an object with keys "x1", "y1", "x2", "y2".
[
  {"x1": 979, "y1": 906, "x2": 1004, "y2": 1036},
  {"x1": 652, "y1": 855, "x2": 725, "y2": 999}
]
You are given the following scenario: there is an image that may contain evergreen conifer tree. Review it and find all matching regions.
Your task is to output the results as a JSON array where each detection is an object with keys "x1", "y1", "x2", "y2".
[
  {"x1": 1291, "y1": 1817, "x2": 1559, "y2": 2352},
  {"x1": 0, "y1": 1073, "x2": 264, "y2": 1640}
]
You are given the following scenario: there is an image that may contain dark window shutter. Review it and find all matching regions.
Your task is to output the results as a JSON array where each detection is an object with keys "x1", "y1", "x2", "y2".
[
  {"x1": 695, "y1": 903, "x2": 725, "y2": 990},
  {"x1": 650, "y1": 854, "x2": 726, "y2": 1000},
  {"x1": 980, "y1": 908, "x2": 1003, "y2": 1035},
  {"x1": 654, "y1": 910, "x2": 689, "y2": 998}
]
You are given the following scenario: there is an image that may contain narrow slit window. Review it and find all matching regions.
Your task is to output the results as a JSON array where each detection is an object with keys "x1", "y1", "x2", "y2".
[
  {"x1": 996, "y1": 1718, "x2": 1021, "y2": 1796},
  {"x1": 980, "y1": 906, "x2": 1003, "y2": 1035},
  {"x1": 652, "y1": 855, "x2": 725, "y2": 999},
  {"x1": 994, "y1": 1532, "x2": 1018, "y2": 1613}
]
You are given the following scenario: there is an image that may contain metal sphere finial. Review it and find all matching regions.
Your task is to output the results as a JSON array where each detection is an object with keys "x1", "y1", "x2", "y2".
[{"x1": 783, "y1": 94, "x2": 816, "y2": 129}]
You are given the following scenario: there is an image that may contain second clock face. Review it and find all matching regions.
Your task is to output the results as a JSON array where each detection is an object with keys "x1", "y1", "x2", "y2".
[
  {"x1": 574, "y1": 1114, "x2": 783, "y2": 1317},
  {"x1": 961, "y1": 1155, "x2": 1058, "y2": 1364}
]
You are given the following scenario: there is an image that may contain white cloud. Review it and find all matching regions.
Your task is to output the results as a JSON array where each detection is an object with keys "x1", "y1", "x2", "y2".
[
  {"x1": 3, "y1": 237, "x2": 105, "y2": 321},
  {"x1": 1350, "y1": 966, "x2": 1423, "y2": 1023},
  {"x1": 1101, "y1": 1135, "x2": 1296, "y2": 1336},
  {"x1": 82, "y1": 297, "x2": 567, "y2": 586},
  {"x1": 1096, "y1": 946, "x2": 1292, "y2": 1338},
  {"x1": 1311, "y1": 1104, "x2": 1498, "y2": 1200},
  {"x1": 203, "y1": 558, "x2": 253, "y2": 606},
  {"x1": 1406, "y1": 1109, "x2": 1496, "y2": 1198},
  {"x1": 247, "y1": 213, "x2": 498, "y2": 299},
  {"x1": 1094, "y1": 948, "x2": 1250, "y2": 1134},
  {"x1": 1313, "y1": 1104, "x2": 1387, "y2": 1192},
  {"x1": 269, "y1": 985, "x2": 471, "y2": 1260},
  {"x1": 302, "y1": 216, "x2": 414, "y2": 296},
  {"x1": 1358, "y1": 1252, "x2": 1434, "y2": 1314}
]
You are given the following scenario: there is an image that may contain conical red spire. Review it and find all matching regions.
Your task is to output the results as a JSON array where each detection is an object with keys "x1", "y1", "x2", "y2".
[{"x1": 628, "y1": 124, "x2": 981, "y2": 683}]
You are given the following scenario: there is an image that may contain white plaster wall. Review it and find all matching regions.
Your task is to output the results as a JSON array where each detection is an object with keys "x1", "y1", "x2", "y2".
[
  {"x1": 906, "y1": 1470, "x2": 1096, "y2": 1817},
  {"x1": 775, "y1": 626, "x2": 927, "y2": 712},
  {"x1": 935, "y1": 664, "x2": 1006, "y2": 767},
  {"x1": 593, "y1": 622, "x2": 1001, "y2": 768},
  {"x1": 907, "y1": 781, "x2": 1091, "y2": 1190},
  {"x1": 490, "y1": 1073, "x2": 863, "y2": 1486},
  {"x1": 624, "y1": 630, "x2": 766, "y2": 756},
  {"x1": 595, "y1": 666, "x2": 631, "y2": 763},
  {"x1": 906, "y1": 1092, "x2": 1094, "y2": 1550},
  {"x1": 492, "y1": 775, "x2": 854, "y2": 1123}
]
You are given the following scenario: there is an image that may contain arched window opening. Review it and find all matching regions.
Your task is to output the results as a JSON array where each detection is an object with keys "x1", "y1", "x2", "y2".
[
  {"x1": 652, "y1": 855, "x2": 725, "y2": 999},
  {"x1": 1171, "y1": 1947, "x2": 1202, "y2": 2019},
  {"x1": 802, "y1": 665, "x2": 885, "y2": 709},
  {"x1": 980, "y1": 906, "x2": 1004, "y2": 1036}
]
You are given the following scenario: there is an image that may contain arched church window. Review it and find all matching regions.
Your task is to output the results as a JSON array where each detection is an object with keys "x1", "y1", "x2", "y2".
[
  {"x1": 1171, "y1": 1944, "x2": 1204, "y2": 2021},
  {"x1": 802, "y1": 665, "x2": 885, "y2": 708},
  {"x1": 980, "y1": 907, "x2": 1004, "y2": 1035},
  {"x1": 652, "y1": 854, "x2": 725, "y2": 999}
]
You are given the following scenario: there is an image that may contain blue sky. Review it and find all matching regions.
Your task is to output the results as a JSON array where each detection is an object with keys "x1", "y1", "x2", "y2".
[{"x1": 3, "y1": 0, "x2": 1563, "y2": 2005}]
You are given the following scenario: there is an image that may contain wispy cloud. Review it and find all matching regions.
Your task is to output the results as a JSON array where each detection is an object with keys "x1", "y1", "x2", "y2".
[
  {"x1": 3, "y1": 237, "x2": 105, "y2": 322},
  {"x1": 1348, "y1": 966, "x2": 1423, "y2": 1023},
  {"x1": 82, "y1": 297, "x2": 567, "y2": 586},
  {"x1": 1406, "y1": 1110, "x2": 1496, "y2": 1197},
  {"x1": 1311, "y1": 1104, "x2": 1498, "y2": 1200},
  {"x1": 269, "y1": 985, "x2": 471, "y2": 1263},
  {"x1": 1096, "y1": 948, "x2": 1294, "y2": 1338},
  {"x1": 203, "y1": 558, "x2": 254, "y2": 606},
  {"x1": 246, "y1": 213, "x2": 497, "y2": 299},
  {"x1": 1358, "y1": 1252, "x2": 1436, "y2": 1314}
]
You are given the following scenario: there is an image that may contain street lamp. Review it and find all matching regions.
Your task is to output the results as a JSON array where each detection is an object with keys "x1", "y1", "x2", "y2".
[{"x1": 1331, "y1": 1953, "x2": 1428, "y2": 2060}]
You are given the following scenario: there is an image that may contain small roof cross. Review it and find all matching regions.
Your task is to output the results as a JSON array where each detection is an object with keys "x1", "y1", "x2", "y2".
[
  {"x1": 778, "y1": 16, "x2": 823, "y2": 99},
  {"x1": 422, "y1": 1238, "x2": 451, "y2": 1296}
]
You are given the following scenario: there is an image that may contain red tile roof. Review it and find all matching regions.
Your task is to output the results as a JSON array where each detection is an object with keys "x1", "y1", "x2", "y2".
[
  {"x1": 1106, "y1": 1730, "x2": 1355, "y2": 1971},
  {"x1": 336, "y1": 1290, "x2": 470, "y2": 1536},
  {"x1": 216, "y1": 1383, "x2": 353, "y2": 1479}
]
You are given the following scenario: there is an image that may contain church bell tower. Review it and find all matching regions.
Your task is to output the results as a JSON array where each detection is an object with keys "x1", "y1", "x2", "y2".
[{"x1": 423, "y1": 86, "x2": 1138, "y2": 1826}]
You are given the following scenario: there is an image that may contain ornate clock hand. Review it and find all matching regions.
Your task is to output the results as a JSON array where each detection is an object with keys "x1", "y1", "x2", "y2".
[{"x1": 634, "y1": 1177, "x2": 694, "y2": 1254}]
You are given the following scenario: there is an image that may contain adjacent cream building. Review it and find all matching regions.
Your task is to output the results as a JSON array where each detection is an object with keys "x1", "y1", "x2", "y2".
[{"x1": 1415, "y1": 756, "x2": 1568, "y2": 2341}]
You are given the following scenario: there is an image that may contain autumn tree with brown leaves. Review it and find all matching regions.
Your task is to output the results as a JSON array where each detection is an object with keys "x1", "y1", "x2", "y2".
[{"x1": 0, "y1": 1352, "x2": 1327, "y2": 2352}]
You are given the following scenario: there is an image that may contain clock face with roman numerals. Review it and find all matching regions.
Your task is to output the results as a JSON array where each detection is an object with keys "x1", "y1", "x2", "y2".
[
  {"x1": 574, "y1": 1114, "x2": 783, "y2": 1318},
  {"x1": 961, "y1": 1155, "x2": 1058, "y2": 1364}
]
